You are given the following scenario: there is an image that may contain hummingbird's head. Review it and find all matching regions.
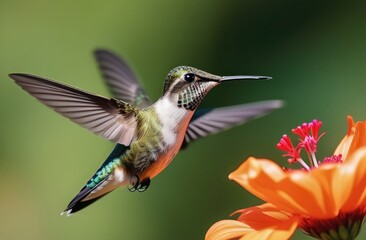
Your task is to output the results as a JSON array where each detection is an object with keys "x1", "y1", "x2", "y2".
[{"x1": 162, "y1": 66, "x2": 271, "y2": 111}]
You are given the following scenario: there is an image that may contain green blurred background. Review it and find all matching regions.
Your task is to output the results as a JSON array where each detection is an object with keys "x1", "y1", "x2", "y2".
[{"x1": 1, "y1": 0, "x2": 366, "y2": 239}]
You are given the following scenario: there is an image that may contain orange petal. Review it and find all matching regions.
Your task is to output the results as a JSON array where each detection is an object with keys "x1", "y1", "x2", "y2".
[
  {"x1": 206, "y1": 203, "x2": 298, "y2": 240},
  {"x1": 205, "y1": 220, "x2": 254, "y2": 240},
  {"x1": 229, "y1": 158, "x2": 325, "y2": 217},
  {"x1": 333, "y1": 147, "x2": 366, "y2": 212},
  {"x1": 334, "y1": 116, "x2": 355, "y2": 158},
  {"x1": 229, "y1": 157, "x2": 358, "y2": 218},
  {"x1": 239, "y1": 218, "x2": 297, "y2": 240},
  {"x1": 234, "y1": 203, "x2": 293, "y2": 229},
  {"x1": 334, "y1": 116, "x2": 366, "y2": 161}
]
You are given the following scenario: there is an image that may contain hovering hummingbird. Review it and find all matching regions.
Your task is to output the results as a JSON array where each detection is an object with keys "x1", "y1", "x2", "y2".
[{"x1": 9, "y1": 49, "x2": 283, "y2": 216}]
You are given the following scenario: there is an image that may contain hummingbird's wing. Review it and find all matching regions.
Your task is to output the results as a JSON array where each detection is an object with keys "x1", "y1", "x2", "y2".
[
  {"x1": 181, "y1": 100, "x2": 283, "y2": 149},
  {"x1": 94, "y1": 49, "x2": 152, "y2": 108},
  {"x1": 10, "y1": 73, "x2": 138, "y2": 146}
]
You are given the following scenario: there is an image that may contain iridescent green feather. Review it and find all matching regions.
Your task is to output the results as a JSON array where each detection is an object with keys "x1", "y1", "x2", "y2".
[{"x1": 86, "y1": 144, "x2": 126, "y2": 188}]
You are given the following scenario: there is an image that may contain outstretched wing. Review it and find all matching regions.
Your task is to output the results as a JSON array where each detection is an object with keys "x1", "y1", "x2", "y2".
[
  {"x1": 10, "y1": 73, "x2": 138, "y2": 146},
  {"x1": 94, "y1": 49, "x2": 152, "y2": 108},
  {"x1": 181, "y1": 100, "x2": 283, "y2": 149}
]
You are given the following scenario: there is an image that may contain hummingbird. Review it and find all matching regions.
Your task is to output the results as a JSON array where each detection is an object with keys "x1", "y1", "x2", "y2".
[{"x1": 9, "y1": 49, "x2": 283, "y2": 216}]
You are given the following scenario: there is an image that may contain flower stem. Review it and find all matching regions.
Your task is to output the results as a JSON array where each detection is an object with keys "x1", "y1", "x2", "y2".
[
  {"x1": 311, "y1": 152, "x2": 318, "y2": 168},
  {"x1": 298, "y1": 158, "x2": 310, "y2": 171}
]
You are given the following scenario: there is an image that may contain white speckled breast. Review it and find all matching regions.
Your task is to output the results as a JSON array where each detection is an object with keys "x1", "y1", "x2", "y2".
[{"x1": 140, "y1": 98, "x2": 193, "y2": 179}]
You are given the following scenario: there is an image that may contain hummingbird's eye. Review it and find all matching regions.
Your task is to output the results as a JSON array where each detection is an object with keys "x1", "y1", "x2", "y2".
[{"x1": 184, "y1": 73, "x2": 195, "y2": 82}]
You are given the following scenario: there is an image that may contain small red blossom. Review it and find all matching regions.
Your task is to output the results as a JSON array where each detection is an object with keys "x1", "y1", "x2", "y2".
[
  {"x1": 292, "y1": 119, "x2": 325, "y2": 154},
  {"x1": 278, "y1": 119, "x2": 327, "y2": 169},
  {"x1": 323, "y1": 154, "x2": 343, "y2": 164},
  {"x1": 276, "y1": 134, "x2": 301, "y2": 164}
]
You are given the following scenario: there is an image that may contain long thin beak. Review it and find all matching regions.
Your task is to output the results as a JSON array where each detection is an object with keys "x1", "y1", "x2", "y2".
[{"x1": 220, "y1": 75, "x2": 272, "y2": 82}]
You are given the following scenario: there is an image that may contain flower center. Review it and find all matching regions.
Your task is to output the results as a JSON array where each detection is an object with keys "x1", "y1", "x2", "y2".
[
  {"x1": 299, "y1": 209, "x2": 366, "y2": 240},
  {"x1": 276, "y1": 119, "x2": 342, "y2": 170}
]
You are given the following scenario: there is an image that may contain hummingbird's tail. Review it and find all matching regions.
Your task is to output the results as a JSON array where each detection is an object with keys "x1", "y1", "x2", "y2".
[{"x1": 61, "y1": 144, "x2": 132, "y2": 216}]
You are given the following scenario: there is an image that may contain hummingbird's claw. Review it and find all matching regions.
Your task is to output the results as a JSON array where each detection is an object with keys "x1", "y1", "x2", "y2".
[
  {"x1": 137, "y1": 178, "x2": 151, "y2": 192},
  {"x1": 128, "y1": 175, "x2": 151, "y2": 192},
  {"x1": 128, "y1": 174, "x2": 140, "y2": 192},
  {"x1": 128, "y1": 186, "x2": 137, "y2": 192}
]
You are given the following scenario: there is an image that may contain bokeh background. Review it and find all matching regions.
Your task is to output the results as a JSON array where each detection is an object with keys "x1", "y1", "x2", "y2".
[{"x1": 1, "y1": 1, "x2": 366, "y2": 239}]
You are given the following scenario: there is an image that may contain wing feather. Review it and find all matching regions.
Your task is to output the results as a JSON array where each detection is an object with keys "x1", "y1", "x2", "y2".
[
  {"x1": 10, "y1": 73, "x2": 138, "y2": 145},
  {"x1": 94, "y1": 49, "x2": 152, "y2": 108},
  {"x1": 182, "y1": 100, "x2": 283, "y2": 148}
]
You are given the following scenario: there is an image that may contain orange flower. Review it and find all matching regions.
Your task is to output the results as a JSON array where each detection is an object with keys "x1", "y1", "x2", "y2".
[{"x1": 206, "y1": 116, "x2": 366, "y2": 240}]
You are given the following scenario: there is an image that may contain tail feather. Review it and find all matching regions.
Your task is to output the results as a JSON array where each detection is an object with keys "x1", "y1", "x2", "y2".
[
  {"x1": 61, "y1": 144, "x2": 130, "y2": 216},
  {"x1": 61, "y1": 186, "x2": 107, "y2": 216},
  {"x1": 64, "y1": 196, "x2": 104, "y2": 216}
]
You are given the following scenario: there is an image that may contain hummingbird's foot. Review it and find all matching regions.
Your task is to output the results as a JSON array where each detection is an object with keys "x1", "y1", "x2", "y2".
[
  {"x1": 128, "y1": 174, "x2": 140, "y2": 192},
  {"x1": 128, "y1": 176, "x2": 150, "y2": 192},
  {"x1": 137, "y1": 178, "x2": 150, "y2": 192}
]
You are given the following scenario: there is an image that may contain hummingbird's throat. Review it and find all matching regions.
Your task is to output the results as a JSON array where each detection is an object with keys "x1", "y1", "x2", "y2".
[{"x1": 177, "y1": 82, "x2": 214, "y2": 110}]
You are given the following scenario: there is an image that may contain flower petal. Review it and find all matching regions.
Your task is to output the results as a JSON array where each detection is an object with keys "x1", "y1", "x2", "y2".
[
  {"x1": 229, "y1": 157, "x2": 354, "y2": 218},
  {"x1": 334, "y1": 116, "x2": 366, "y2": 160},
  {"x1": 229, "y1": 158, "x2": 318, "y2": 217},
  {"x1": 334, "y1": 116, "x2": 355, "y2": 158},
  {"x1": 206, "y1": 203, "x2": 298, "y2": 240},
  {"x1": 205, "y1": 220, "x2": 254, "y2": 240},
  {"x1": 333, "y1": 147, "x2": 366, "y2": 212},
  {"x1": 239, "y1": 219, "x2": 297, "y2": 240},
  {"x1": 234, "y1": 203, "x2": 294, "y2": 229}
]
